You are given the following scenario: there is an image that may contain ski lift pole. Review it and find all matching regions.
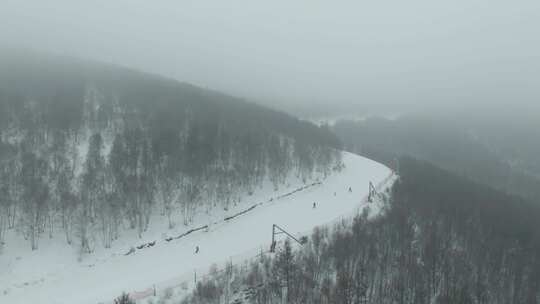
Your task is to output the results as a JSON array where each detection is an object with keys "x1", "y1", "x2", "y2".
[
  {"x1": 271, "y1": 225, "x2": 276, "y2": 252},
  {"x1": 368, "y1": 181, "x2": 377, "y2": 203},
  {"x1": 270, "y1": 224, "x2": 305, "y2": 252}
]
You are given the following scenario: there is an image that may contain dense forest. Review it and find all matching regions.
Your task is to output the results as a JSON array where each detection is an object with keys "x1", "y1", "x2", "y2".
[
  {"x1": 332, "y1": 115, "x2": 540, "y2": 204},
  {"x1": 0, "y1": 52, "x2": 342, "y2": 253},
  {"x1": 182, "y1": 157, "x2": 540, "y2": 304}
]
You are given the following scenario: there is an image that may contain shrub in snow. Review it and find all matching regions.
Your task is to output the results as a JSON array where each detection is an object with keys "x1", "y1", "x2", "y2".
[{"x1": 114, "y1": 293, "x2": 134, "y2": 304}]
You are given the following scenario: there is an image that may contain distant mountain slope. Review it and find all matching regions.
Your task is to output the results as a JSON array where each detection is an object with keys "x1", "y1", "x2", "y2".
[
  {"x1": 333, "y1": 115, "x2": 540, "y2": 204},
  {"x1": 0, "y1": 49, "x2": 340, "y2": 148},
  {"x1": 0, "y1": 50, "x2": 342, "y2": 253}
]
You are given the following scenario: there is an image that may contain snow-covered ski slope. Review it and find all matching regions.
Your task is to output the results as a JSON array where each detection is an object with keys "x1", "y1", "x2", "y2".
[{"x1": 0, "y1": 152, "x2": 395, "y2": 304}]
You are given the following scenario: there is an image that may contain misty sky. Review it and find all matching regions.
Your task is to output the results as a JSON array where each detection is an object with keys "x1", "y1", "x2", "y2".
[{"x1": 1, "y1": 0, "x2": 539, "y2": 115}]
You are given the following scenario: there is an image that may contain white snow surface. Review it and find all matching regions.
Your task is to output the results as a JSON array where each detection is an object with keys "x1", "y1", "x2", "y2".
[{"x1": 0, "y1": 151, "x2": 394, "y2": 304}]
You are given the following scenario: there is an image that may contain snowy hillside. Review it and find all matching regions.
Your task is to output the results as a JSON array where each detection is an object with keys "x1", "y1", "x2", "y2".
[{"x1": 0, "y1": 151, "x2": 395, "y2": 304}]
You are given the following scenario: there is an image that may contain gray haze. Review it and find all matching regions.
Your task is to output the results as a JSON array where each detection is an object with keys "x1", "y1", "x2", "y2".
[{"x1": 1, "y1": 0, "x2": 539, "y2": 116}]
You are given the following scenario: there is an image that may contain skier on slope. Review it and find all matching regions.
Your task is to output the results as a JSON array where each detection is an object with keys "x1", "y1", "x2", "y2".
[
  {"x1": 195, "y1": 245, "x2": 199, "y2": 254},
  {"x1": 313, "y1": 202, "x2": 317, "y2": 209}
]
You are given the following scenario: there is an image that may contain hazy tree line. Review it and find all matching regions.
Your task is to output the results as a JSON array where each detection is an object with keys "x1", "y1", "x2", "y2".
[
  {"x1": 332, "y1": 116, "x2": 540, "y2": 204},
  {"x1": 184, "y1": 157, "x2": 540, "y2": 304},
  {"x1": 0, "y1": 61, "x2": 342, "y2": 253}
]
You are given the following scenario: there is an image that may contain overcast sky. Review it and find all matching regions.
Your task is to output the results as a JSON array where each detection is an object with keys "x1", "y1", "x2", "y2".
[{"x1": 1, "y1": 0, "x2": 539, "y2": 115}]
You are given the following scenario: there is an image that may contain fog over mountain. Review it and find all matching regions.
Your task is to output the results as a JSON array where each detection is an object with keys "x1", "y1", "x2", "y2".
[
  {"x1": 2, "y1": 0, "x2": 539, "y2": 116},
  {"x1": 2, "y1": 2, "x2": 540, "y2": 304}
]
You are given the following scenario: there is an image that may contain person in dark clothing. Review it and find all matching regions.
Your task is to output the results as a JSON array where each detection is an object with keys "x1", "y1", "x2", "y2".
[
  {"x1": 195, "y1": 246, "x2": 199, "y2": 254},
  {"x1": 313, "y1": 202, "x2": 317, "y2": 209},
  {"x1": 348, "y1": 187, "x2": 352, "y2": 193}
]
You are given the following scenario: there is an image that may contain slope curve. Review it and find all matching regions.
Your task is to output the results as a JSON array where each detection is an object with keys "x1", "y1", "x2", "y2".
[{"x1": 0, "y1": 151, "x2": 394, "y2": 304}]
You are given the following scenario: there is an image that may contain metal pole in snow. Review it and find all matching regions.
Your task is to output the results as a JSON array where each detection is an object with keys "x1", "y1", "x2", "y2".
[{"x1": 271, "y1": 224, "x2": 276, "y2": 252}]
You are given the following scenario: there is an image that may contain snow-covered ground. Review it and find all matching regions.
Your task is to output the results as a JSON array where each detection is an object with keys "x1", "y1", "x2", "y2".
[{"x1": 0, "y1": 151, "x2": 394, "y2": 304}]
